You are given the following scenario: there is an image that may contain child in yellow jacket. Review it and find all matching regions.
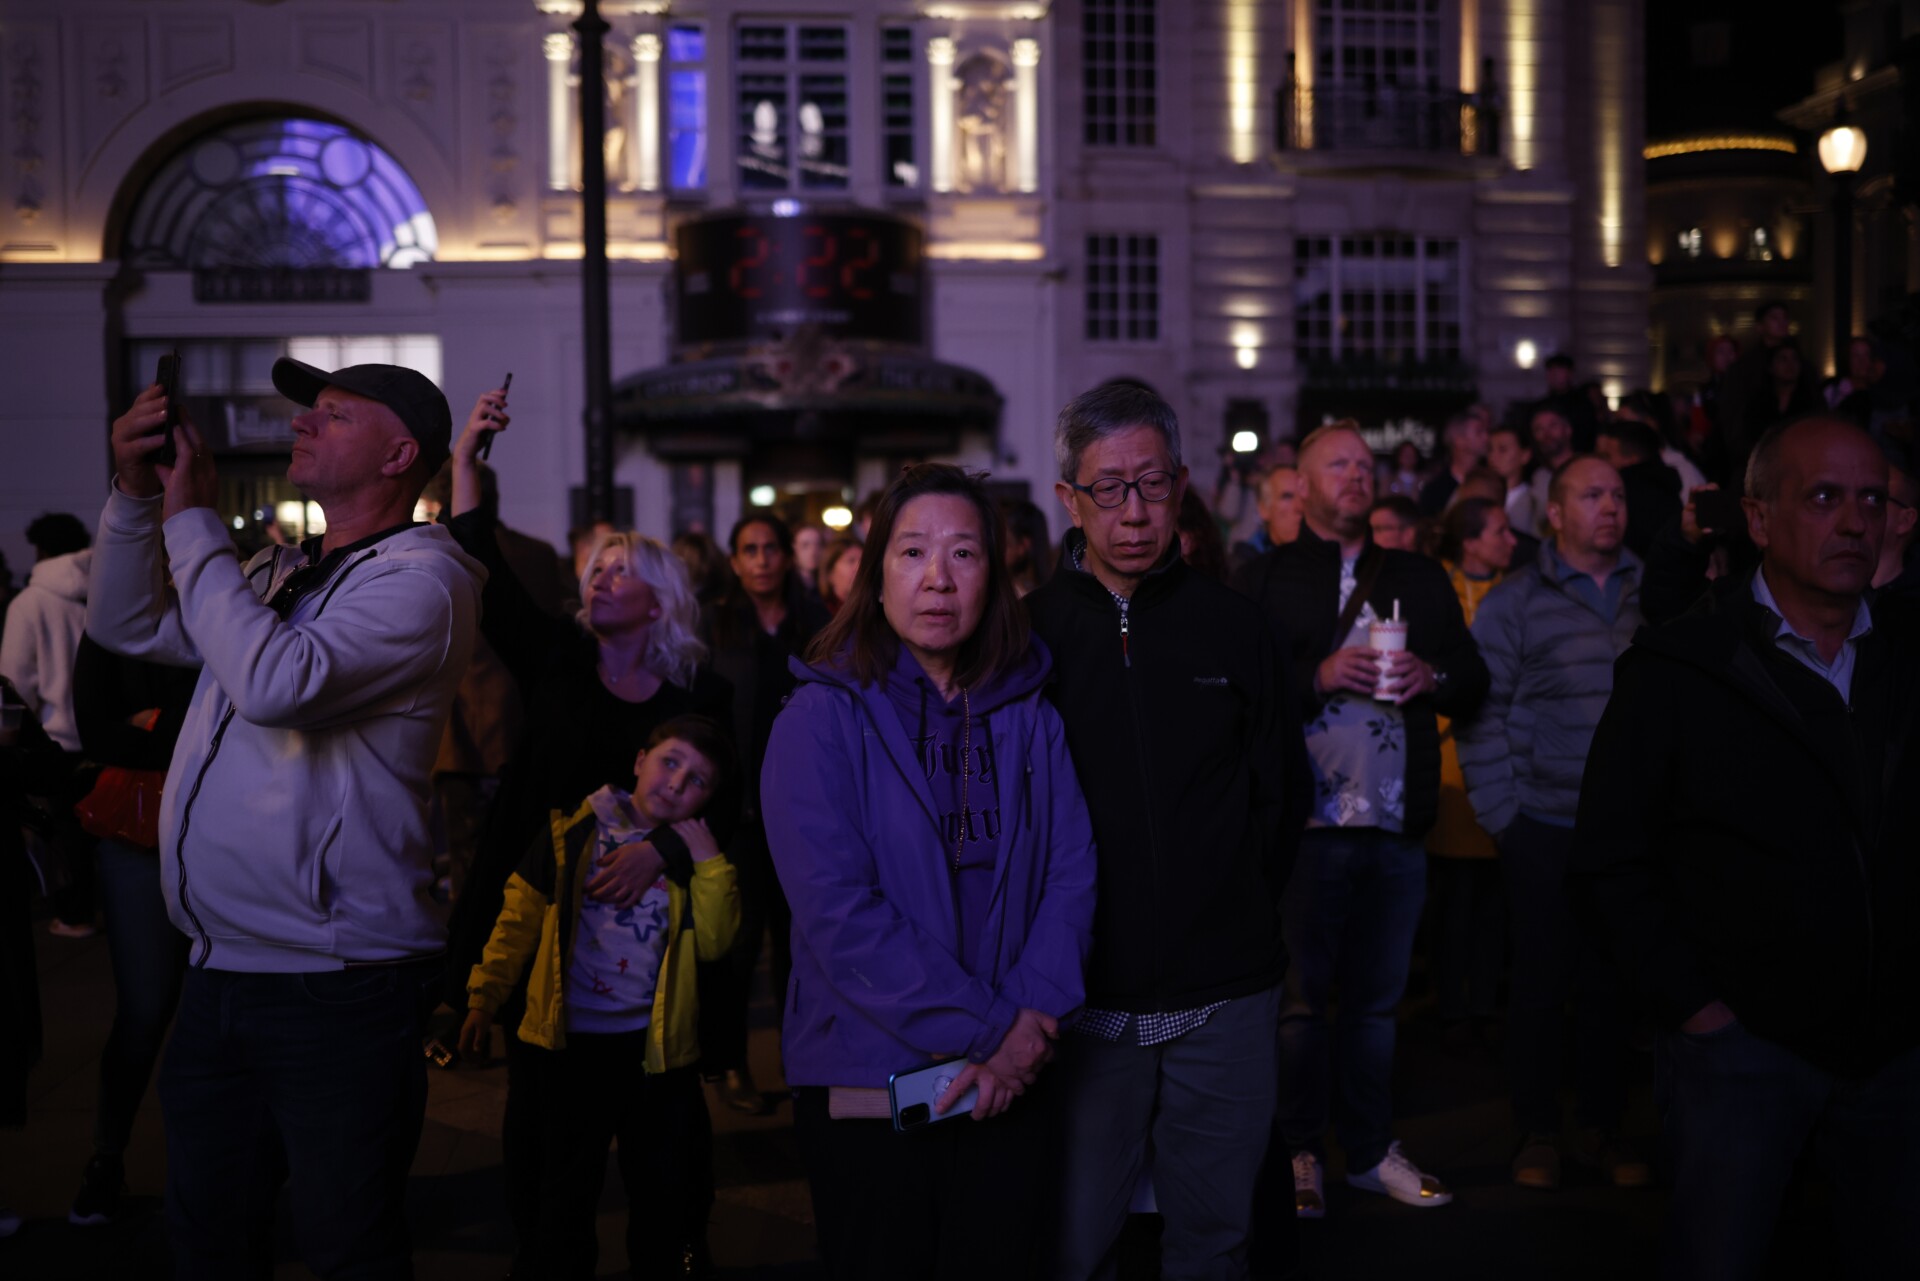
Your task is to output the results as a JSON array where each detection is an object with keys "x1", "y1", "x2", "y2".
[{"x1": 460, "y1": 714, "x2": 741, "y2": 1280}]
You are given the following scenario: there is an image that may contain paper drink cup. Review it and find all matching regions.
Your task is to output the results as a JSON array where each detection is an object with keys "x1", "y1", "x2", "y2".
[{"x1": 1369, "y1": 619, "x2": 1409, "y2": 700}]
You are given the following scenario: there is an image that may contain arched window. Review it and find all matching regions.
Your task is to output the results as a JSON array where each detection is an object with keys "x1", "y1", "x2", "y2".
[{"x1": 120, "y1": 117, "x2": 436, "y2": 270}]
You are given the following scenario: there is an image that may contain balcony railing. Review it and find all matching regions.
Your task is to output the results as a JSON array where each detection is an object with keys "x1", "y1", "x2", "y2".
[{"x1": 1277, "y1": 81, "x2": 1500, "y2": 158}]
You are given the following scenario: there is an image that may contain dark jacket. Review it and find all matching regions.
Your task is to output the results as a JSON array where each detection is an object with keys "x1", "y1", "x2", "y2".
[
  {"x1": 702, "y1": 577, "x2": 831, "y2": 813},
  {"x1": 1572, "y1": 579, "x2": 1920, "y2": 1074},
  {"x1": 1, "y1": 675, "x2": 63, "y2": 1122},
  {"x1": 1233, "y1": 524, "x2": 1489, "y2": 836},
  {"x1": 1417, "y1": 471, "x2": 1461, "y2": 519},
  {"x1": 1025, "y1": 533, "x2": 1310, "y2": 1014},
  {"x1": 1617, "y1": 458, "x2": 1683, "y2": 562}
]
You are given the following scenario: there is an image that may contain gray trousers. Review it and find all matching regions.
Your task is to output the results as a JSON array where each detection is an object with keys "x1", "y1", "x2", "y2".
[{"x1": 1051, "y1": 985, "x2": 1282, "y2": 1281}]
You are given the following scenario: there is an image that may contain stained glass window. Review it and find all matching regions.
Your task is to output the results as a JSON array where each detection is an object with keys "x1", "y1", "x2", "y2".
[{"x1": 121, "y1": 117, "x2": 437, "y2": 270}]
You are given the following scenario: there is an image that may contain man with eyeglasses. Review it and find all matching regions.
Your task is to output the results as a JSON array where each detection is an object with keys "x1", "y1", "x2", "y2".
[
  {"x1": 1026, "y1": 380, "x2": 1310, "y2": 1280},
  {"x1": 1234, "y1": 420, "x2": 1487, "y2": 1221}
]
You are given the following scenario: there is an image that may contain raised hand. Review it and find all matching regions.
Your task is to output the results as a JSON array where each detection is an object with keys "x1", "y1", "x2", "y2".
[
  {"x1": 454, "y1": 388, "x2": 511, "y2": 463},
  {"x1": 672, "y1": 817, "x2": 722, "y2": 863},
  {"x1": 111, "y1": 383, "x2": 172, "y2": 498},
  {"x1": 159, "y1": 413, "x2": 218, "y2": 523}
]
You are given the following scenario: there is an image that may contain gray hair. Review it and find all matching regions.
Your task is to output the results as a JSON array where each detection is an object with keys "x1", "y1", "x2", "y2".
[{"x1": 1055, "y1": 381, "x2": 1182, "y2": 484}]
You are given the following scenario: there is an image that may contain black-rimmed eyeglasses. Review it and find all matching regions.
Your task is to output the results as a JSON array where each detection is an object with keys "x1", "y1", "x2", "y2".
[{"x1": 1070, "y1": 471, "x2": 1177, "y2": 509}]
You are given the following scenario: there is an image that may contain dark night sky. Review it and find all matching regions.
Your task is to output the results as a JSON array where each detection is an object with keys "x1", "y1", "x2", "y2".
[{"x1": 1646, "y1": 0, "x2": 1844, "y2": 138}]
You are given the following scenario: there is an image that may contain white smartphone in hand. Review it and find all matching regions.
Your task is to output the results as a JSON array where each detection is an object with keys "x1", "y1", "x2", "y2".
[{"x1": 888, "y1": 1059, "x2": 979, "y2": 1132}]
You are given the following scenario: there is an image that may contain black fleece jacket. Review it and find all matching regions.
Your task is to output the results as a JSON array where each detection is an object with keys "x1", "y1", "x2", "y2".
[
  {"x1": 1025, "y1": 534, "x2": 1311, "y2": 1013},
  {"x1": 1232, "y1": 524, "x2": 1489, "y2": 835},
  {"x1": 1572, "y1": 580, "x2": 1920, "y2": 1074}
]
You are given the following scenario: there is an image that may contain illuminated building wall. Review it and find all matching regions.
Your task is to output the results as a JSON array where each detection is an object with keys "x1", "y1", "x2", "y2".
[
  {"x1": 0, "y1": 0, "x2": 1649, "y2": 568},
  {"x1": 1566, "y1": 0, "x2": 1650, "y2": 402}
]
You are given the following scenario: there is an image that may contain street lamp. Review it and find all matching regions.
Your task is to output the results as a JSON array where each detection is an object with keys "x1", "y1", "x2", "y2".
[{"x1": 1819, "y1": 118, "x2": 1867, "y2": 374}]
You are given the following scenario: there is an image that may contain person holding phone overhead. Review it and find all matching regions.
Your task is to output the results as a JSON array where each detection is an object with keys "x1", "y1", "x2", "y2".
[
  {"x1": 87, "y1": 358, "x2": 483, "y2": 1277},
  {"x1": 439, "y1": 379, "x2": 735, "y2": 1280},
  {"x1": 762, "y1": 463, "x2": 1097, "y2": 1281}
]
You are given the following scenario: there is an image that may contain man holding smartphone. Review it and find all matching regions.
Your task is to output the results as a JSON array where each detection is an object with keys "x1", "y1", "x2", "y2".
[{"x1": 87, "y1": 359, "x2": 484, "y2": 1278}]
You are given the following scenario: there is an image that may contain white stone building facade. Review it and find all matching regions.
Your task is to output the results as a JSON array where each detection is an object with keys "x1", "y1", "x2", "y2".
[{"x1": 0, "y1": 0, "x2": 1646, "y2": 568}]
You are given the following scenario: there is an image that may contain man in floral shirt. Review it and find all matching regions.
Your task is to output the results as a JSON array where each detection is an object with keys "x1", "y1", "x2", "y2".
[{"x1": 1234, "y1": 422, "x2": 1488, "y2": 1221}]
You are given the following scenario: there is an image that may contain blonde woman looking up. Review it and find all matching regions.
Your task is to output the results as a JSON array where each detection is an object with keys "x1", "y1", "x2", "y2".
[{"x1": 440, "y1": 385, "x2": 735, "y2": 1280}]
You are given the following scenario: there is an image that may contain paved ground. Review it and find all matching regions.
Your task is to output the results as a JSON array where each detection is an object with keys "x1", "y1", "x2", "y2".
[{"x1": 0, "y1": 913, "x2": 1841, "y2": 1279}]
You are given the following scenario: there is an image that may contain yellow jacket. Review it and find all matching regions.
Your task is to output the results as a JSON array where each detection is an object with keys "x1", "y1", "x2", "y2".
[{"x1": 465, "y1": 798, "x2": 740, "y2": 1070}]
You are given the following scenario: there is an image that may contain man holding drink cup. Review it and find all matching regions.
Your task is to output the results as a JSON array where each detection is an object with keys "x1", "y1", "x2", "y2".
[
  {"x1": 1236, "y1": 421, "x2": 1488, "y2": 1219},
  {"x1": 1367, "y1": 606, "x2": 1410, "y2": 701}
]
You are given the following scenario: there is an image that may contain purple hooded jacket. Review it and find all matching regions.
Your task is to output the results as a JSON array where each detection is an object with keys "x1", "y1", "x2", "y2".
[{"x1": 762, "y1": 636, "x2": 1098, "y2": 1088}]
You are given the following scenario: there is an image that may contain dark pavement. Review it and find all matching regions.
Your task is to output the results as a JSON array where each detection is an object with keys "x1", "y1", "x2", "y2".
[{"x1": 11, "y1": 906, "x2": 1831, "y2": 1281}]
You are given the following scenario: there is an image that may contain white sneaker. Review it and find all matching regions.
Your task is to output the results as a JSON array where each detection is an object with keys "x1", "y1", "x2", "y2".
[
  {"x1": 1347, "y1": 1141, "x2": 1453, "y2": 1208},
  {"x1": 1291, "y1": 1150, "x2": 1326, "y2": 1219}
]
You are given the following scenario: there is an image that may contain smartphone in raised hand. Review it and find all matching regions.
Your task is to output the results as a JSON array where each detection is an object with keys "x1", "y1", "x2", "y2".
[
  {"x1": 151, "y1": 351, "x2": 182, "y2": 468},
  {"x1": 478, "y1": 371, "x2": 512, "y2": 460}
]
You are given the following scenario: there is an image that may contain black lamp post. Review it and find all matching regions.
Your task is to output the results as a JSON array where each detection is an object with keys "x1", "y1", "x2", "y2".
[
  {"x1": 1818, "y1": 116, "x2": 1867, "y2": 374},
  {"x1": 576, "y1": 0, "x2": 614, "y2": 524}
]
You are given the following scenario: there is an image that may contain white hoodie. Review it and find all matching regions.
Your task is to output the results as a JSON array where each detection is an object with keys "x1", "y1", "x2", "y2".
[
  {"x1": 0, "y1": 547, "x2": 91, "y2": 751},
  {"x1": 88, "y1": 490, "x2": 484, "y2": 971}
]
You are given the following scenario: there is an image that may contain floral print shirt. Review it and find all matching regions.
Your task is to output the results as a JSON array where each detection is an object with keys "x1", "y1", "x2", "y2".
[{"x1": 1303, "y1": 557, "x2": 1408, "y2": 832}]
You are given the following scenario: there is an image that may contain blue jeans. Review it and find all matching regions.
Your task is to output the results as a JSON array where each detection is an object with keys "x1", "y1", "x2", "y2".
[
  {"x1": 1659, "y1": 1024, "x2": 1920, "y2": 1279},
  {"x1": 159, "y1": 957, "x2": 443, "y2": 1280},
  {"x1": 1053, "y1": 985, "x2": 1282, "y2": 1281},
  {"x1": 1276, "y1": 827, "x2": 1426, "y2": 1173},
  {"x1": 92, "y1": 837, "x2": 187, "y2": 1157}
]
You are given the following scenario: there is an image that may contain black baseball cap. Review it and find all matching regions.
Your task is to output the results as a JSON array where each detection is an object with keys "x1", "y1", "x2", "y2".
[{"x1": 270, "y1": 358, "x2": 452, "y2": 474}]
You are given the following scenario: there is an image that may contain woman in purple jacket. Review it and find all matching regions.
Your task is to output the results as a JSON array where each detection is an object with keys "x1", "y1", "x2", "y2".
[{"x1": 763, "y1": 464, "x2": 1098, "y2": 1280}]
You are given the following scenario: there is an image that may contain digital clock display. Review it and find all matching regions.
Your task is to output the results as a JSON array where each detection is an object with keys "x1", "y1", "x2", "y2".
[{"x1": 674, "y1": 212, "x2": 925, "y2": 348}]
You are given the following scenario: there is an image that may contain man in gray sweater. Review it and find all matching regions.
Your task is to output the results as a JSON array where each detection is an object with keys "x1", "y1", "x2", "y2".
[{"x1": 1457, "y1": 455, "x2": 1648, "y2": 1192}]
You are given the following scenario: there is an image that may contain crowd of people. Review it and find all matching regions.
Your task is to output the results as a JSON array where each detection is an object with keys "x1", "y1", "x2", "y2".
[{"x1": 1, "y1": 298, "x2": 1917, "y2": 1281}]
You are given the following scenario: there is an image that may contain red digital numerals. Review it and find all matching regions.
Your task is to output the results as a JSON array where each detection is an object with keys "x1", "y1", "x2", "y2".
[{"x1": 726, "y1": 222, "x2": 884, "y2": 302}]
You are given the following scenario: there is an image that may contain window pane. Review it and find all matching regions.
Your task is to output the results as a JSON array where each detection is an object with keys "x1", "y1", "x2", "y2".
[
  {"x1": 1296, "y1": 234, "x2": 1459, "y2": 364},
  {"x1": 797, "y1": 26, "x2": 847, "y2": 62},
  {"x1": 737, "y1": 25, "x2": 787, "y2": 61},
  {"x1": 797, "y1": 73, "x2": 849, "y2": 189},
  {"x1": 738, "y1": 73, "x2": 788, "y2": 189},
  {"x1": 1084, "y1": 0, "x2": 1157, "y2": 147},
  {"x1": 731, "y1": 22, "x2": 849, "y2": 192},
  {"x1": 669, "y1": 69, "x2": 708, "y2": 189},
  {"x1": 1086, "y1": 233, "x2": 1159, "y2": 343},
  {"x1": 667, "y1": 25, "x2": 705, "y2": 63}
]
